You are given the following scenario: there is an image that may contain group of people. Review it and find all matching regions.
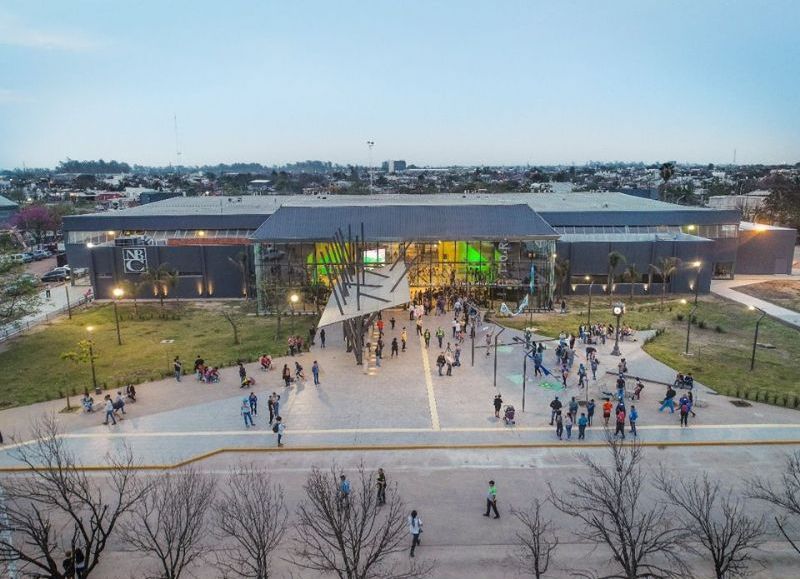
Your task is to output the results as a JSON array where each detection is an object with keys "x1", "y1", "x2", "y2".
[
  {"x1": 659, "y1": 384, "x2": 696, "y2": 426},
  {"x1": 548, "y1": 394, "x2": 640, "y2": 440},
  {"x1": 239, "y1": 392, "x2": 286, "y2": 443},
  {"x1": 193, "y1": 355, "x2": 220, "y2": 383}
]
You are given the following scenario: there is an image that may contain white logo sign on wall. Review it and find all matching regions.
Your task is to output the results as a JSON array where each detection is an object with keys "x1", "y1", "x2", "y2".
[{"x1": 123, "y1": 248, "x2": 148, "y2": 273}]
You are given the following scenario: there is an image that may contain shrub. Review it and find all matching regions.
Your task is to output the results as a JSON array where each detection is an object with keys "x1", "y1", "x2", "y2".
[
  {"x1": 676, "y1": 313, "x2": 684, "y2": 321},
  {"x1": 698, "y1": 320, "x2": 707, "y2": 329},
  {"x1": 714, "y1": 325, "x2": 724, "y2": 333}
]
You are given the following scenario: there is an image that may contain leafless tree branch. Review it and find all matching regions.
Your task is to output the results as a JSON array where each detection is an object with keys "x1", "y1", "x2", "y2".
[{"x1": 510, "y1": 499, "x2": 558, "y2": 578}]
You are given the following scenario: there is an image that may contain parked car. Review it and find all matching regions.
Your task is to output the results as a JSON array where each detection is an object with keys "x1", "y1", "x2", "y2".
[
  {"x1": 9, "y1": 254, "x2": 26, "y2": 264},
  {"x1": 40, "y1": 269, "x2": 69, "y2": 283},
  {"x1": 32, "y1": 249, "x2": 51, "y2": 260},
  {"x1": 20, "y1": 252, "x2": 35, "y2": 263}
]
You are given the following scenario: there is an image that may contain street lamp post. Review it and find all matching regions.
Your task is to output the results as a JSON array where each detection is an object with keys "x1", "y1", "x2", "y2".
[
  {"x1": 749, "y1": 306, "x2": 767, "y2": 371},
  {"x1": 492, "y1": 326, "x2": 506, "y2": 389},
  {"x1": 585, "y1": 276, "x2": 594, "y2": 326},
  {"x1": 86, "y1": 326, "x2": 99, "y2": 394},
  {"x1": 610, "y1": 302, "x2": 625, "y2": 356},
  {"x1": 290, "y1": 293, "x2": 299, "y2": 334},
  {"x1": 112, "y1": 287, "x2": 124, "y2": 345},
  {"x1": 690, "y1": 261, "x2": 702, "y2": 306},
  {"x1": 65, "y1": 283, "x2": 72, "y2": 319}
]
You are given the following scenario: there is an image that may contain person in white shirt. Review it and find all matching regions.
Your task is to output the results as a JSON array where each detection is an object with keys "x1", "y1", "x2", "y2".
[{"x1": 408, "y1": 510, "x2": 422, "y2": 557}]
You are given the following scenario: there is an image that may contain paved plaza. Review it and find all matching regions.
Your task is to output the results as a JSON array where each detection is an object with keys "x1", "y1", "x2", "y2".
[{"x1": 1, "y1": 306, "x2": 799, "y2": 468}]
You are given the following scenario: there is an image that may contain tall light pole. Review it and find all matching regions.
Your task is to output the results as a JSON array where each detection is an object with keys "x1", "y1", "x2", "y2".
[
  {"x1": 749, "y1": 305, "x2": 767, "y2": 371},
  {"x1": 610, "y1": 302, "x2": 625, "y2": 356},
  {"x1": 585, "y1": 275, "x2": 594, "y2": 326},
  {"x1": 366, "y1": 140, "x2": 375, "y2": 193},
  {"x1": 680, "y1": 299, "x2": 698, "y2": 355},
  {"x1": 112, "y1": 287, "x2": 124, "y2": 345},
  {"x1": 86, "y1": 326, "x2": 98, "y2": 393},
  {"x1": 690, "y1": 260, "x2": 702, "y2": 306},
  {"x1": 290, "y1": 293, "x2": 299, "y2": 334}
]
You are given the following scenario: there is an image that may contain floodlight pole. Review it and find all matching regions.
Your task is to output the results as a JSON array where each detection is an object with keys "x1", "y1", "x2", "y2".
[{"x1": 493, "y1": 327, "x2": 506, "y2": 389}]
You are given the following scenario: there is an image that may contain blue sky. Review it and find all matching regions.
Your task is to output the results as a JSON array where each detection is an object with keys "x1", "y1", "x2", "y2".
[{"x1": 1, "y1": 0, "x2": 798, "y2": 168}]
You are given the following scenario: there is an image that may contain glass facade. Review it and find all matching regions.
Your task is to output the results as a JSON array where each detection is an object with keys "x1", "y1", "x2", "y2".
[{"x1": 255, "y1": 239, "x2": 556, "y2": 311}]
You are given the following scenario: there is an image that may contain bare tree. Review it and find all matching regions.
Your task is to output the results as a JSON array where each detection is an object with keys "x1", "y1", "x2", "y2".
[
  {"x1": 657, "y1": 471, "x2": 763, "y2": 578},
  {"x1": 549, "y1": 436, "x2": 687, "y2": 579},
  {"x1": 0, "y1": 415, "x2": 146, "y2": 578},
  {"x1": 211, "y1": 465, "x2": 288, "y2": 579},
  {"x1": 510, "y1": 499, "x2": 558, "y2": 578},
  {"x1": 221, "y1": 308, "x2": 241, "y2": 345},
  {"x1": 288, "y1": 464, "x2": 434, "y2": 579},
  {"x1": 749, "y1": 450, "x2": 800, "y2": 555},
  {"x1": 122, "y1": 467, "x2": 215, "y2": 579}
]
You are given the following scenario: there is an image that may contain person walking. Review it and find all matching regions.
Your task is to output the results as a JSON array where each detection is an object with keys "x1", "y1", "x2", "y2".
[
  {"x1": 590, "y1": 357, "x2": 599, "y2": 381},
  {"x1": 339, "y1": 474, "x2": 351, "y2": 505},
  {"x1": 485, "y1": 331, "x2": 493, "y2": 357},
  {"x1": 312, "y1": 360, "x2": 320, "y2": 385},
  {"x1": 493, "y1": 394, "x2": 503, "y2": 418},
  {"x1": 587, "y1": 399, "x2": 596, "y2": 426},
  {"x1": 319, "y1": 328, "x2": 326, "y2": 348},
  {"x1": 375, "y1": 342, "x2": 383, "y2": 367},
  {"x1": 248, "y1": 391, "x2": 258, "y2": 416},
  {"x1": 173, "y1": 357, "x2": 182, "y2": 382},
  {"x1": 577, "y1": 363, "x2": 587, "y2": 388},
  {"x1": 568, "y1": 397, "x2": 578, "y2": 420},
  {"x1": 282, "y1": 364, "x2": 291, "y2": 388},
  {"x1": 578, "y1": 412, "x2": 588, "y2": 439},
  {"x1": 377, "y1": 468, "x2": 387, "y2": 505},
  {"x1": 454, "y1": 343, "x2": 462, "y2": 366},
  {"x1": 629, "y1": 405, "x2": 639, "y2": 437},
  {"x1": 602, "y1": 399, "x2": 613, "y2": 427},
  {"x1": 268, "y1": 393, "x2": 275, "y2": 424},
  {"x1": 452, "y1": 317, "x2": 460, "y2": 338},
  {"x1": 401, "y1": 328, "x2": 408, "y2": 351},
  {"x1": 416, "y1": 317, "x2": 424, "y2": 336},
  {"x1": 659, "y1": 386, "x2": 677, "y2": 413},
  {"x1": 687, "y1": 390, "x2": 697, "y2": 417},
  {"x1": 436, "y1": 352, "x2": 446, "y2": 376},
  {"x1": 390, "y1": 316, "x2": 396, "y2": 330},
  {"x1": 565, "y1": 412, "x2": 574, "y2": 439},
  {"x1": 274, "y1": 416, "x2": 285, "y2": 446},
  {"x1": 309, "y1": 326, "x2": 316, "y2": 346},
  {"x1": 679, "y1": 396, "x2": 690, "y2": 427},
  {"x1": 409, "y1": 510, "x2": 422, "y2": 557},
  {"x1": 549, "y1": 396, "x2": 562, "y2": 425},
  {"x1": 423, "y1": 329, "x2": 431, "y2": 348},
  {"x1": 391, "y1": 337, "x2": 399, "y2": 357},
  {"x1": 483, "y1": 480, "x2": 499, "y2": 518},
  {"x1": 555, "y1": 411, "x2": 564, "y2": 439},
  {"x1": 614, "y1": 406, "x2": 626, "y2": 439},
  {"x1": 103, "y1": 395, "x2": 116, "y2": 426},
  {"x1": 241, "y1": 398, "x2": 254, "y2": 428},
  {"x1": 435, "y1": 327, "x2": 445, "y2": 348},
  {"x1": 272, "y1": 393, "x2": 280, "y2": 419}
]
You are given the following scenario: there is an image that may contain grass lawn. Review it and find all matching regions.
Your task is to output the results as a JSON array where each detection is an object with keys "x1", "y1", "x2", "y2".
[
  {"x1": 497, "y1": 294, "x2": 800, "y2": 405},
  {"x1": 734, "y1": 280, "x2": 800, "y2": 313},
  {"x1": 0, "y1": 302, "x2": 317, "y2": 408}
]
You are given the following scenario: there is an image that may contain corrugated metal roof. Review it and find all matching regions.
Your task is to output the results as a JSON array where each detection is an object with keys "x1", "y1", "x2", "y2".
[
  {"x1": 0, "y1": 194, "x2": 19, "y2": 209},
  {"x1": 251, "y1": 204, "x2": 558, "y2": 241}
]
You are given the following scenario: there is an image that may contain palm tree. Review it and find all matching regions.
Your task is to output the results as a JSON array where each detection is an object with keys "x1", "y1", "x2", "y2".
[
  {"x1": 623, "y1": 264, "x2": 640, "y2": 299},
  {"x1": 649, "y1": 257, "x2": 681, "y2": 310},
  {"x1": 142, "y1": 264, "x2": 178, "y2": 317},
  {"x1": 119, "y1": 277, "x2": 147, "y2": 319},
  {"x1": 553, "y1": 257, "x2": 570, "y2": 302},
  {"x1": 659, "y1": 162, "x2": 675, "y2": 201},
  {"x1": 607, "y1": 251, "x2": 627, "y2": 304}
]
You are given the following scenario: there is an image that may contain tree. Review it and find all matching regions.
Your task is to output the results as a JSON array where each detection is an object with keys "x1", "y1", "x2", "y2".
[
  {"x1": 749, "y1": 450, "x2": 800, "y2": 556},
  {"x1": 659, "y1": 162, "x2": 675, "y2": 202},
  {"x1": 0, "y1": 260, "x2": 41, "y2": 326},
  {"x1": 119, "y1": 277, "x2": 147, "y2": 318},
  {"x1": 553, "y1": 258, "x2": 570, "y2": 302},
  {"x1": 211, "y1": 465, "x2": 288, "y2": 579},
  {"x1": 623, "y1": 264, "x2": 639, "y2": 299},
  {"x1": 657, "y1": 471, "x2": 763, "y2": 579},
  {"x1": 0, "y1": 416, "x2": 147, "y2": 578},
  {"x1": 549, "y1": 436, "x2": 687, "y2": 579},
  {"x1": 259, "y1": 279, "x2": 286, "y2": 338},
  {"x1": 122, "y1": 467, "x2": 215, "y2": 579},
  {"x1": 649, "y1": 257, "x2": 681, "y2": 310},
  {"x1": 761, "y1": 174, "x2": 800, "y2": 230},
  {"x1": 60, "y1": 338, "x2": 99, "y2": 400},
  {"x1": 10, "y1": 205, "x2": 56, "y2": 246},
  {"x1": 221, "y1": 307, "x2": 241, "y2": 345},
  {"x1": 142, "y1": 264, "x2": 178, "y2": 316},
  {"x1": 289, "y1": 464, "x2": 433, "y2": 579},
  {"x1": 510, "y1": 499, "x2": 558, "y2": 578},
  {"x1": 228, "y1": 251, "x2": 251, "y2": 299},
  {"x1": 607, "y1": 251, "x2": 627, "y2": 304}
]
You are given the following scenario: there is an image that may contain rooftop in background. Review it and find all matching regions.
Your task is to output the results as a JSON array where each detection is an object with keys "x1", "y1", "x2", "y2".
[
  {"x1": 557, "y1": 232, "x2": 712, "y2": 243},
  {"x1": 68, "y1": 191, "x2": 726, "y2": 218},
  {"x1": 0, "y1": 194, "x2": 19, "y2": 209},
  {"x1": 739, "y1": 221, "x2": 796, "y2": 232}
]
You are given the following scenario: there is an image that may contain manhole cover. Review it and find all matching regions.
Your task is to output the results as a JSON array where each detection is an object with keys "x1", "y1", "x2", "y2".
[
  {"x1": 730, "y1": 400, "x2": 752, "y2": 407},
  {"x1": 160, "y1": 339, "x2": 175, "y2": 344}
]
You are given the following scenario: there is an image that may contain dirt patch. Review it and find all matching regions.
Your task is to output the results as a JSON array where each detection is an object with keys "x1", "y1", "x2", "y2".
[{"x1": 735, "y1": 280, "x2": 800, "y2": 313}]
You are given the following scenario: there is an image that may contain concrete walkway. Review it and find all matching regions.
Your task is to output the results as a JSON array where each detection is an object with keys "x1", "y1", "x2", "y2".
[
  {"x1": 0, "y1": 280, "x2": 92, "y2": 341},
  {"x1": 711, "y1": 275, "x2": 800, "y2": 329},
  {"x1": 1, "y1": 307, "x2": 798, "y2": 468}
]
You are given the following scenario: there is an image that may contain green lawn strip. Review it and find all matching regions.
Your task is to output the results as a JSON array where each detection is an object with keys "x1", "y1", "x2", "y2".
[
  {"x1": 496, "y1": 295, "x2": 800, "y2": 407},
  {"x1": 0, "y1": 303, "x2": 317, "y2": 408}
]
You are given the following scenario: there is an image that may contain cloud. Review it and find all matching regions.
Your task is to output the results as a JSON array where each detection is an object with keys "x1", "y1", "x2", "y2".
[{"x1": 0, "y1": 11, "x2": 100, "y2": 51}]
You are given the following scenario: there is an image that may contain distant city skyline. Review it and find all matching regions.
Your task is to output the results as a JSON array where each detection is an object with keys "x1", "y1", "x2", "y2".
[{"x1": 1, "y1": 0, "x2": 798, "y2": 169}]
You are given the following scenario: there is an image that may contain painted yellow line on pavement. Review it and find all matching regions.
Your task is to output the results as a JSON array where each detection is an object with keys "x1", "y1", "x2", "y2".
[
  {"x1": 419, "y1": 337, "x2": 441, "y2": 430},
  {"x1": 2, "y1": 439, "x2": 800, "y2": 473}
]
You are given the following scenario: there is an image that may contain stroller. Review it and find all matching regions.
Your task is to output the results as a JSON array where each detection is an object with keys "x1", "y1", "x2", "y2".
[{"x1": 504, "y1": 405, "x2": 516, "y2": 425}]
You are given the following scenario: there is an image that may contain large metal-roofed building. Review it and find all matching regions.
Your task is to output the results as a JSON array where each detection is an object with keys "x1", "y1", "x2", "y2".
[{"x1": 61, "y1": 192, "x2": 794, "y2": 304}]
